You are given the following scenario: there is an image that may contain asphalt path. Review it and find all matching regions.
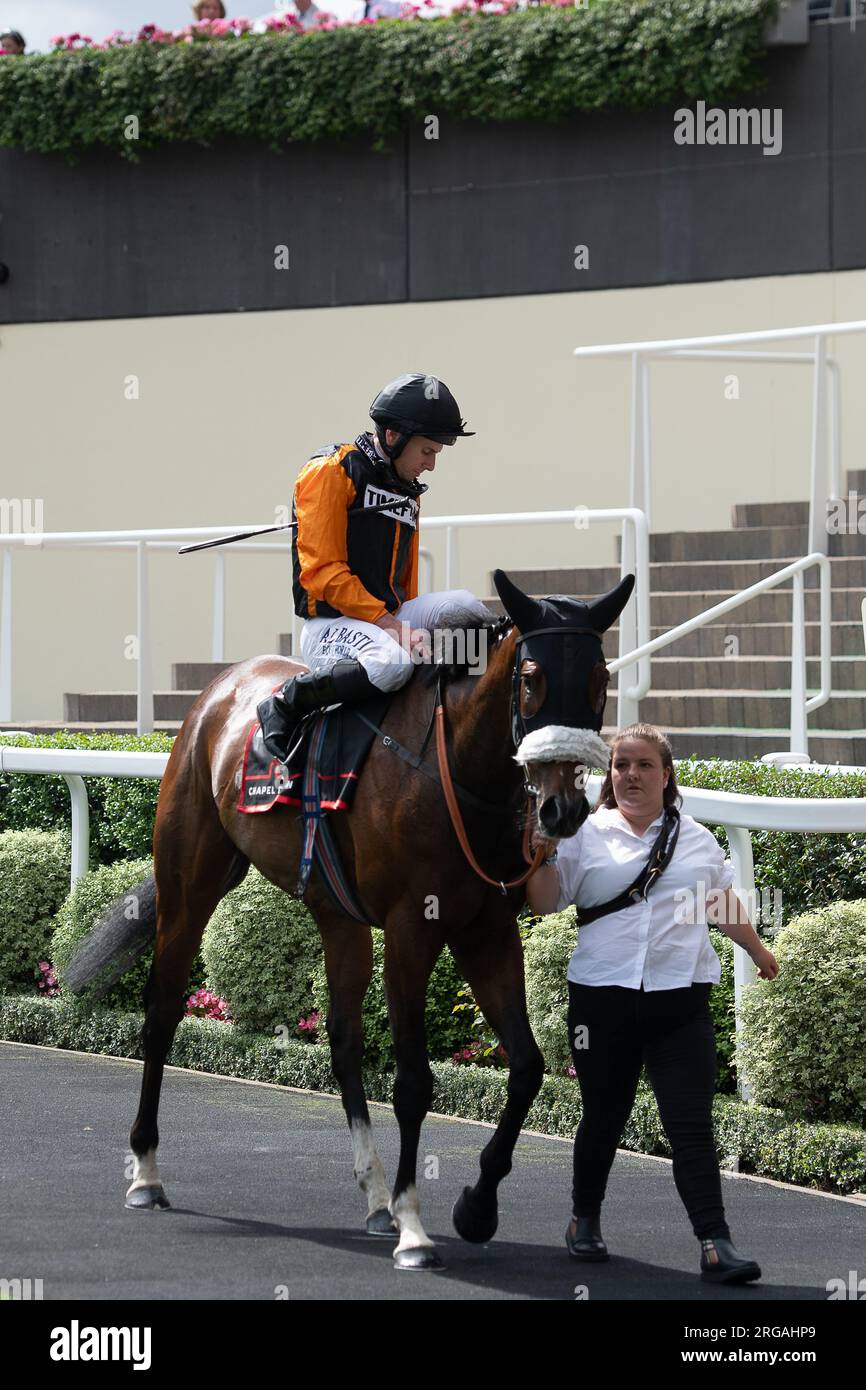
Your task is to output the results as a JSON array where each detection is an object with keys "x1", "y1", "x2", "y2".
[{"x1": 3, "y1": 1042, "x2": 865, "y2": 1302}]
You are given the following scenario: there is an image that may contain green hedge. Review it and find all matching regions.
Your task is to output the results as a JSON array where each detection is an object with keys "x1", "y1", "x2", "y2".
[
  {"x1": 0, "y1": 829, "x2": 71, "y2": 991},
  {"x1": 310, "y1": 927, "x2": 478, "y2": 1065},
  {"x1": 201, "y1": 868, "x2": 321, "y2": 1033},
  {"x1": 2, "y1": 995, "x2": 863, "y2": 1196},
  {"x1": 675, "y1": 759, "x2": 866, "y2": 926},
  {"x1": 4, "y1": 735, "x2": 863, "y2": 926},
  {"x1": 0, "y1": 2, "x2": 776, "y2": 160},
  {"x1": 0, "y1": 732, "x2": 171, "y2": 865},
  {"x1": 737, "y1": 899, "x2": 866, "y2": 1128}
]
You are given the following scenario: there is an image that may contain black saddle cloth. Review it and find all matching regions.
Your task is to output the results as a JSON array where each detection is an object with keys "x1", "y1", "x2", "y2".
[{"x1": 237, "y1": 687, "x2": 395, "y2": 814}]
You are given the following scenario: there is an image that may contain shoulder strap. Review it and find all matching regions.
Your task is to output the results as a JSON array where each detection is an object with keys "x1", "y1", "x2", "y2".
[{"x1": 575, "y1": 807, "x2": 681, "y2": 928}]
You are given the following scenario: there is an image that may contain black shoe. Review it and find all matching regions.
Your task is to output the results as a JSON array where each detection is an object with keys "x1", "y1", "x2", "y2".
[
  {"x1": 565, "y1": 1215, "x2": 609, "y2": 1261},
  {"x1": 700, "y1": 1236, "x2": 761, "y2": 1284},
  {"x1": 257, "y1": 659, "x2": 376, "y2": 763}
]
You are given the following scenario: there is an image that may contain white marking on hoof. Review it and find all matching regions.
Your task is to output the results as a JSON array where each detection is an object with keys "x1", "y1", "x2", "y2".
[
  {"x1": 391, "y1": 1184, "x2": 436, "y2": 1256},
  {"x1": 350, "y1": 1120, "x2": 391, "y2": 1218},
  {"x1": 125, "y1": 1149, "x2": 162, "y2": 1199}
]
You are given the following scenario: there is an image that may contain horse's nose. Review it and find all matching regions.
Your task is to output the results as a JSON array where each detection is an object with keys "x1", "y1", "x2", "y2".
[{"x1": 539, "y1": 794, "x2": 589, "y2": 839}]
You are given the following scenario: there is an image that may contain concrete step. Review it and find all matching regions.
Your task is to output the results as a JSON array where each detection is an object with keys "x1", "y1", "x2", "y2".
[
  {"x1": 171, "y1": 661, "x2": 241, "y2": 691},
  {"x1": 731, "y1": 501, "x2": 809, "y2": 528},
  {"x1": 650, "y1": 587, "x2": 865, "y2": 626},
  {"x1": 498, "y1": 555, "x2": 866, "y2": 594},
  {"x1": 603, "y1": 690, "x2": 866, "y2": 731},
  {"x1": 645, "y1": 655, "x2": 865, "y2": 690},
  {"x1": 600, "y1": 727, "x2": 866, "y2": 764},
  {"x1": 616, "y1": 526, "x2": 866, "y2": 563},
  {"x1": 480, "y1": 599, "x2": 865, "y2": 656},
  {"x1": 63, "y1": 691, "x2": 200, "y2": 722}
]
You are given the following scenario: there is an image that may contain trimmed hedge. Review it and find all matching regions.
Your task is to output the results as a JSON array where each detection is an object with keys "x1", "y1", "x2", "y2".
[
  {"x1": 675, "y1": 758, "x2": 866, "y2": 927},
  {"x1": 2, "y1": 995, "x2": 863, "y2": 1196},
  {"x1": 737, "y1": 899, "x2": 866, "y2": 1128},
  {"x1": 0, "y1": 2, "x2": 776, "y2": 160},
  {"x1": 0, "y1": 829, "x2": 71, "y2": 991},
  {"x1": 0, "y1": 732, "x2": 171, "y2": 865},
  {"x1": 310, "y1": 927, "x2": 478, "y2": 1065},
  {"x1": 49, "y1": 857, "x2": 207, "y2": 1011},
  {"x1": 201, "y1": 868, "x2": 321, "y2": 1033}
]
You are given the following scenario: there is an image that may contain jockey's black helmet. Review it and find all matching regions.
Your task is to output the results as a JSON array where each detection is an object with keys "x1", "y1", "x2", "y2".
[{"x1": 370, "y1": 373, "x2": 474, "y2": 462}]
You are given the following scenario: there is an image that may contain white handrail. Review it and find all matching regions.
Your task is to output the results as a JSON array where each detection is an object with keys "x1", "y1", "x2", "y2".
[
  {"x1": 3, "y1": 740, "x2": 863, "y2": 1101},
  {"x1": 607, "y1": 552, "x2": 832, "y2": 757},
  {"x1": 573, "y1": 319, "x2": 866, "y2": 557},
  {"x1": 1, "y1": 509, "x2": 651, "y2": 734}
]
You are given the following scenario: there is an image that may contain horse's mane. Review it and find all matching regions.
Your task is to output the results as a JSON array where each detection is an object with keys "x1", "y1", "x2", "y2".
[{"x1": 411, "y1": 615, "x2": 514, "y2": 689}]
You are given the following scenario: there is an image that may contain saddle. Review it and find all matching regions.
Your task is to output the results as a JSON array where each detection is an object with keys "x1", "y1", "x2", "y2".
[{"x1": 237, "y1": 683, "x2": 395, "y2": 921}]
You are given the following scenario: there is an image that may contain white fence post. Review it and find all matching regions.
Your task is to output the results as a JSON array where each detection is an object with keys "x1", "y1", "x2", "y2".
[
  {"x1": 212, "y1": 551, "x2": 226, "y2": 663},
  {"x1": 617, "y1": 517, "x2": 639, "y2": 727},
  {"x1": 790, "y1": 570, "x2": 808, "y2": 756},
  {"x1": 809, "y1": 334, "x2": 829, "y2": 555},
  {"x1": 136, "y1": 541, "x2": 154, "y2": 736},
  {"x1": 61, "y1": 774, "x2": 90, "y2": 885},
  {"x1": 0, "y1": 547, "x2": 11, "y2": 721}
]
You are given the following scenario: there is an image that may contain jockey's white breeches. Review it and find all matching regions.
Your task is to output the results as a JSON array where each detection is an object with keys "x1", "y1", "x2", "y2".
[{"x1": 300, "y1": 589, "x2": 494, "y2": 693}]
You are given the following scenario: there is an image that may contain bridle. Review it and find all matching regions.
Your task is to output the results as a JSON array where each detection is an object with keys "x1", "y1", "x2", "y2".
[
  {"x1": 509, "y1": 622, "x2": 605, "y2": 798},
  {"x1": 351, "y1": 618, "x2": 606, "y2": 896}
]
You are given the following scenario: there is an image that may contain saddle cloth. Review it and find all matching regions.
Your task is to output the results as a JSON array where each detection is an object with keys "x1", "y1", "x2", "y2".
[
  {"x1": 236, "y1": 687, "x2": 394, "y2": 814},
  {"x1": 235, "y1": 686, "x2": 395, "y2": 924}
]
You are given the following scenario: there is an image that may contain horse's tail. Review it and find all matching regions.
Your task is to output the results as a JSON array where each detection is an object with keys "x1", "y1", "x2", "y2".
[{"x1": 64, "y1": 874, "x2": 158, "y2": 1000}]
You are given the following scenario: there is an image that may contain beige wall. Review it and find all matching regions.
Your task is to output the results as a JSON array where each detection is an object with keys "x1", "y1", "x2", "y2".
[{"x1": 3, "y1": 268, "x2": 865, "y2": 720}]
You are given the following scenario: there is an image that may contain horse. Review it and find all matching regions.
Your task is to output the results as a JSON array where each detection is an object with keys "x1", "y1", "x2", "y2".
[{"x1": 67, "y1": 566, "x2": 634, "y2": 1270}]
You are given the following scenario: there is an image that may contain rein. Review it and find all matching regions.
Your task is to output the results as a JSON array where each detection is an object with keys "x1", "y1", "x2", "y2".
[{"x1": 352, "y1": 628, "x2": 549, "y2": 896}]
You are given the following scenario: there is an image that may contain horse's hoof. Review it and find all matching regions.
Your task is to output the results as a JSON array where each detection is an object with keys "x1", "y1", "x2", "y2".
[
  {"x1": 394, "y1": 1246, "x2": 445, "y2": 1271},
  {"x1": 366, "y1": 1207, "x2": 398, "y2": 1237},
  {"x1": 125, "y1": 1184, "x2": 170, "y2": 1210},
  {"x1": 452, "y1": 1185, "x2": 498, "y2": 1244}
]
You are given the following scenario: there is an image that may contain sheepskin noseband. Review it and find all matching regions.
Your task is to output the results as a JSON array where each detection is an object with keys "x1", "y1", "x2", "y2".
[{"x1": 513, "y1": 725, "x2": 610, "y2": 771}]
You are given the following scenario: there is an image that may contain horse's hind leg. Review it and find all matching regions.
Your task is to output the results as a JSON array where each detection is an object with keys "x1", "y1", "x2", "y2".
[
  {"x1": 319, "y1": 918, "x2": 394, "y2": 1235},
  {"x1": 126, "y1": 816, "x2": 248, "y2": 1210}
]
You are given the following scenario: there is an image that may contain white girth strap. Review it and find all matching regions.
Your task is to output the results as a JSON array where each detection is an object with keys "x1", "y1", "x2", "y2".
[{"x1": 513, "y1": 725, "x2": 610, "y2": 770}]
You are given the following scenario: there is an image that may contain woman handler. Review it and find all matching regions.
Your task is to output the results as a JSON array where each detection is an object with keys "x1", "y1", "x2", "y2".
[{"x1": 526, "y1": 723, "x2": 778, "y2": 1284}]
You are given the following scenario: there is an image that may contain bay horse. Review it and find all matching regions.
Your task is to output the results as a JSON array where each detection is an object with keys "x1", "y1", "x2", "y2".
[{"x1": 68, "y1": 567, "x2": 634, "y2": 1270}]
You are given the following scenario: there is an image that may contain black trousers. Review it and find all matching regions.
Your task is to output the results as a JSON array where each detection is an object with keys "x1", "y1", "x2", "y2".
[{"x1": 567, "y1": 980, "x2": 730, "y2": 1241}]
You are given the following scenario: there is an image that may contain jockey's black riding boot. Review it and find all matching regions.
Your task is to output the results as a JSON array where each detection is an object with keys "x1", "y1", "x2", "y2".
[{"x1": 257, "y1": 659, "x2": 378, "y2": 764}]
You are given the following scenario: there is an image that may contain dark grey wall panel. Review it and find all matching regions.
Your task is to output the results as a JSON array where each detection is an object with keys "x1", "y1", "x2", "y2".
[
  {"x1": 0, "y1": 137, "x2": 407, "y2": 322},
  {"x1": 408, "y1": 31, "x2": 831, "y2": 297},
  {"x1": 0, "y1": 22, "x2": 859, "y2": 324},
  {"x1": 830, "y1": 23, "x2": 866, "y2": 271}
]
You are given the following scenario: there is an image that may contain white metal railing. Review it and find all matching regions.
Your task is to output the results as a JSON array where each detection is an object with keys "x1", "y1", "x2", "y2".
[
  {"x1": 607, "y1": 552, "x2": 832, "y2": 757},
  {"x1": 573, "y1": 319, "x2": 866, "y2": 550},
  {"x1": 2, "y1": 739, "x2": 864, "y2": 1100},
  {"x1": 0, "y1": 511, "x2": 648, "y2": 737}
]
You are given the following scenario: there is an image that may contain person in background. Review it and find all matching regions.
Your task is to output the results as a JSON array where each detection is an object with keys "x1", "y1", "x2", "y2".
[
  {"x1": 526, "y1": 723, "x2": 778, "y2": 1284},
  {"x1": 0, "y1": 28, "x2": 25, "y2": 53},
  {"x1": 191, "y1": 0, "x2": 226, "y2": 18}
]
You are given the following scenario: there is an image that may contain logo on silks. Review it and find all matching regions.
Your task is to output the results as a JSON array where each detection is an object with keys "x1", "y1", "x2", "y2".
[{"x1": 491, "y1": 568, "x2": 635, "y2": 772}]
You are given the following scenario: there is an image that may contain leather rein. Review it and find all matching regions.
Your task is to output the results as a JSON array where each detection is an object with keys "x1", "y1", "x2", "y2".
[{"x1": 350, "y1": 621, "x2": 604, "y2": 897}]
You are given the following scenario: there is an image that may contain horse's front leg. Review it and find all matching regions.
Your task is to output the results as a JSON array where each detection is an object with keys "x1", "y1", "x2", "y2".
[
  {"x1": 446, "y1": 901, "x2": 545, "y2": 1243},
  {"x1": 383, "y1": 920, "x2": 444, "y2": 1271}
]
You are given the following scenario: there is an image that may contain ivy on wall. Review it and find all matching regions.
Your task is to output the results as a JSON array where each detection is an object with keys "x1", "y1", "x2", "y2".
[{"x1": 0, "y1": 0, "x2": 776, "y2": 160}]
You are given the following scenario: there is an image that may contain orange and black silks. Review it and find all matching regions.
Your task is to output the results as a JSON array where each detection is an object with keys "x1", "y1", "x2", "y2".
[{"x1": 292, "y1": 432, "x2": 425, "y2": 623}]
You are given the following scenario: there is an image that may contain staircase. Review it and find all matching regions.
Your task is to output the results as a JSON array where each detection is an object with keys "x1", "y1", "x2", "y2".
[
  {"x1": 4, "y1": 474, "x2": 865, "y2": 763},
  {"x1": 478, "y1": 470, "x2": 866, "y2": 763}
]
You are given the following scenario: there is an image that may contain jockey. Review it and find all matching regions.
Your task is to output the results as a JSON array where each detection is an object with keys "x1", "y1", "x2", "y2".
[{"x1": 257, "y1": 372, "x2": 495, "y2": 762}]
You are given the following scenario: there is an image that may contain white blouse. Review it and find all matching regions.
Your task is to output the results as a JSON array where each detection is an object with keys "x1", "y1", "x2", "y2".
[{"x1": 553, "y1": 806, "x2": 736, "y2": 991}]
